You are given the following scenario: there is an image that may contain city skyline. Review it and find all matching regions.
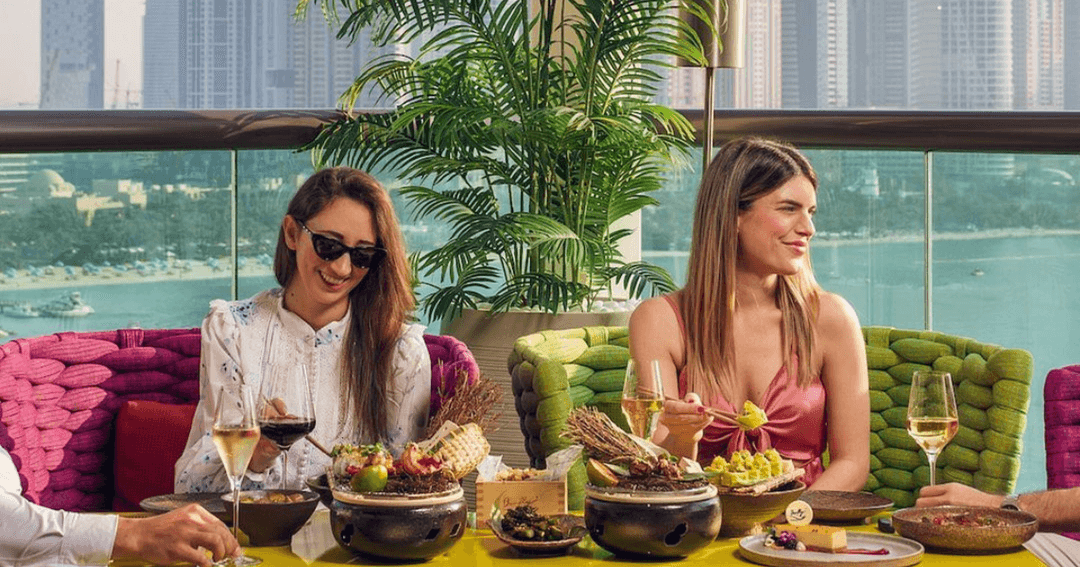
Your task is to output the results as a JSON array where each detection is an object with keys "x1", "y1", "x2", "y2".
[
  {"x1": 2, "y1": 0, "x2": 1079, "y2": 111},
  {"x1": 0, "y1": 0, "x2": 144, "y2": 109}
]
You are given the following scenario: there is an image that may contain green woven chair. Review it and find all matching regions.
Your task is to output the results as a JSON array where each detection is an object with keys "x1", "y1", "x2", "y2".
[
  {"x1": 863, "y1": 326, "x2": 1033, "y2": 508},
  {"x1": 508, "y1": 326, "x2": 631, "y2": 509},
  {"x1": 509, "y1": 325, "x2": 1035, "y2": 510}
]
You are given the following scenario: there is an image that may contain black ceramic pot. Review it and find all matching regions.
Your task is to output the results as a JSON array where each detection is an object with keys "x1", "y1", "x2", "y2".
[
  {"x1": 584, "y1": 484, "x2": 721, "y2": 559},
  {"x1": 330, "y1": 486, "x2": 467, "y2": 562}
]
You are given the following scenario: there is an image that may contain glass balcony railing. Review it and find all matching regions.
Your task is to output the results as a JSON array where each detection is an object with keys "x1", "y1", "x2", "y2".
[{"x1": 1, "y1": 109, "x2": 1078, "y2": 495}]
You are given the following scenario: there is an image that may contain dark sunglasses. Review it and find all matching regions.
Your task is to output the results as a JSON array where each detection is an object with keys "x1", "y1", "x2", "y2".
[{"x1": 298, "y1": 221, "x2": 386, "y2": 269}]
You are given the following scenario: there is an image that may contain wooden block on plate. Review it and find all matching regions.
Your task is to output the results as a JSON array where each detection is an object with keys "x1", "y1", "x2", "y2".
[{"x1": 475, "y1": 479, "x2": 566, "y2": 526}]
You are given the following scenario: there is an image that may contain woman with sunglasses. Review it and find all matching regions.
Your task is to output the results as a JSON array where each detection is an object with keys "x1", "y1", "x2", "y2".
[{"x1": 175, "y1": 167, "x2": 430, "y2": 492}]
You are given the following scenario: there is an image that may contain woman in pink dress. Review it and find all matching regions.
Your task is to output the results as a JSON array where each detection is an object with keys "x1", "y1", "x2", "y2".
[{"x1": 629, "y1": 137, "x2": 869, "y2": 490}]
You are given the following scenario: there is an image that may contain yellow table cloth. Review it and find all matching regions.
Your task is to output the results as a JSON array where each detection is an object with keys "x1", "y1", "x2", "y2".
[{"x1": 116, "y1": 509, "x2": 1038, "y2": 567}]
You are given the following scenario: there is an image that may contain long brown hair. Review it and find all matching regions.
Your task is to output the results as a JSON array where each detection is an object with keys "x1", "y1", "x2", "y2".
[
  {"x1": 273, "y1": 167, "x2": 414, "y2": 442},
  {"x1": 682, "y1": 137, "x2": 821, "y2": 402}
]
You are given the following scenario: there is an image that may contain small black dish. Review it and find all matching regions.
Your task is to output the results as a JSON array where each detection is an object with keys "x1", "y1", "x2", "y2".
[
  {"x1": 305, "y1": 473, "x2": 333, "y2": 508},
  {"x1": 490, "y1": 513, "x2": 586, "y2": 557}
]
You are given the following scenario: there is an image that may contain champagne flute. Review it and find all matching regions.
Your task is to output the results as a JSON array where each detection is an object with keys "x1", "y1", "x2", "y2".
[
  {"x1": 213, "y1": 384, "x2": 261, "y2": 566},
  {"x1": 906, "y1": 370, "x2": 959, "y2": 486},
  {"x1": 621, "y1": 359, "x2": 664, "y2": 439},
  {"x1": 258, "y1": 364, "x2": 315, "y2": 489}
]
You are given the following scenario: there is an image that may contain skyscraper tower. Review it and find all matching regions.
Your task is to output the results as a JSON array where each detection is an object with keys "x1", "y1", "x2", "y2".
[
  {"x1": 141, "y1": 0, "x2": 401, "y2": 109},
  {"x1": 1066, "y1": 0, "x2": 1080, "y2": 109},
  {"x1": 781, "y1": 0, "x2": 847, "y2": 109},
  {"x1": 40, "y1": 0, "x2": 105, "y2": 109},
  {"x1": 1013, "y1": 0, "x2": 1064, "y2": 110},
  {"x1": 849, "y1": 0, "x2": 909, "y2": 109},
  {"x1": 143, "y1": 0, "x2": 182, "y2": 109},
  {"x1": 719, "y1": 0, "x2": 783, "y2": 109},
  {"x1": 289, "y1": 7, "x2": 405, "y2": 109},
  {"x1": 910, "y1": 0, "x2": 1014, "y2": 110}
]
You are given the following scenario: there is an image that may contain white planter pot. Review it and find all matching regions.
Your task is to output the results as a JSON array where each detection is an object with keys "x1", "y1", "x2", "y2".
[{"x1": 441, "y1": 308, "x2": 631, "y2": 470}]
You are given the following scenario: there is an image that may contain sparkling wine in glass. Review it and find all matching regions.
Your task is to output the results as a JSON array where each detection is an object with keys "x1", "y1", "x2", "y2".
[
  {"x1": 906, "y1": 370, "x2": 959, "y2": 486},
  {"x1": 621, "y1": 359, "x2": 664, "y2": 439},
  {"x1": 258, "y1": 364, "x2": 315, "y2": 489},
  {"x1": 213, "y1": 384, "x2": 261, "y2": 566}
]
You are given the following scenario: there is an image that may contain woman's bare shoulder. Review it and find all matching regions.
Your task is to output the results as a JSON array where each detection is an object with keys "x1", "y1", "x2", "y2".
[
  {"x1": 630, "y1": 294, "x2": 680, "y2": 330},
  {"x1": 815, "y1": 290, "x2": 862, "y2": 336}
]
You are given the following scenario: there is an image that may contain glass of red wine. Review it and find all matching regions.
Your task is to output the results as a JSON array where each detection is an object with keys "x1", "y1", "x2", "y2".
[{"x1": 258, "y1": 364, "x2": 315, "y2": 489}]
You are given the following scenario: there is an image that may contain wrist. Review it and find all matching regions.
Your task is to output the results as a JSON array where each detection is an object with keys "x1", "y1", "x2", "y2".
[
  {"x1": 1000, "y1": 493, "x2": 1021, "y2": 511},
  {"x1": 111, "y1": 516, "x2": 139, "y2": 560}
]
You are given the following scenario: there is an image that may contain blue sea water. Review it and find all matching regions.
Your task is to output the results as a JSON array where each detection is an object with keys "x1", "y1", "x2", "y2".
[{"x1": 2, "y1": 234, "x2": 1078, "y2": 494}]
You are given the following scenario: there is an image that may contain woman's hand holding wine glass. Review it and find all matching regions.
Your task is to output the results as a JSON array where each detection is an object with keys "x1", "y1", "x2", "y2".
[
  {"x1": 257, "y1": 365, "x2": 316, "y2": 489},
  {"x1": 906, "y1": 370, "x2": 959, "y2": 487}
]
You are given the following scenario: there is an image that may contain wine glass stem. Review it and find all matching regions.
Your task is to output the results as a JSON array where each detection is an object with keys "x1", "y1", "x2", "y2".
[
  {"x1": 281, "y1": 450, "x2": 289, "y2": 490},
  {"x1": 230, "y1": 477, "x2": 241, "y2": 541},
  {"x1": 927, "y1": 452, "x2": 938, "y2": 486}
]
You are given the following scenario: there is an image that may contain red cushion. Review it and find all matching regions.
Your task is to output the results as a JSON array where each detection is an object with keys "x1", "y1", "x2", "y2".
[{"x1": 112, "y1": 400, "x2": 196, "y2": 511}]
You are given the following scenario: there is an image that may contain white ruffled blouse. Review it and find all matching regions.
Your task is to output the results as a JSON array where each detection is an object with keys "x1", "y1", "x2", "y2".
[{"x1": 174, "y1": 289, "x2": 430, "y2": 493}]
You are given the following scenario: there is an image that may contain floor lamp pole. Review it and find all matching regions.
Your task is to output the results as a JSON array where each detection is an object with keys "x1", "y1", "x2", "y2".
[{"x1": 703, "y1": 66, "x2": 716, "y2": 173}]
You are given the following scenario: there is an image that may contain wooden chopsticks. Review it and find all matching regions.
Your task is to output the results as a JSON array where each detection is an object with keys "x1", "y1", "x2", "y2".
[{"x1": 663, "y1": 396, "x2": 740, "y2": 426}]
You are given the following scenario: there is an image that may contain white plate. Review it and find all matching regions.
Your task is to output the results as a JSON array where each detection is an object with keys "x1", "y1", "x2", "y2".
[{"x1": 738, "y1": 532, "x2": 923, "y2": 567}]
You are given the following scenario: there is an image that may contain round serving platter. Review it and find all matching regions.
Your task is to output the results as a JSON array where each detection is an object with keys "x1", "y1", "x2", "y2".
[
  {"x1": 738, "y1": 532, "x2": 924, "y2": 567},
  {"x1": 797, "y1": 490, "x2": 894, "y2": 522}
]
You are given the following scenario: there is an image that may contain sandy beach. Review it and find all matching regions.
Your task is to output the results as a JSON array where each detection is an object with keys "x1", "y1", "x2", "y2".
[{"x1": 0, "y1": 261, "x2": 272, "y2": 292}]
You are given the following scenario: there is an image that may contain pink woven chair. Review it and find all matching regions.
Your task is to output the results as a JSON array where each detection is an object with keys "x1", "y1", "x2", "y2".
[
  {"x1": 0, "y1": 328, "x2": 478, "y2": 512},
  {"x1": 1044, "y1": 364, "x2": 1080, "y2": 540}
]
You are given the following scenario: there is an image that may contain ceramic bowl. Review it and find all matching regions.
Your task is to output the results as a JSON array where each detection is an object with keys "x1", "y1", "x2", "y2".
[
  {"x1": 329, "y1": 486, "x2": 467, "y2": 562},
  {"x1": 221, "y1": 489, "x2": 319, "y2": 547},
  {"x1": 584, "y1": 483, "x2": 721, "y2": 559},
  {"x1": 717, "y1": 480, "x2": 806, "y2": 537},
  {"x1": 305, "y1": 473, "x2": 333, "y2": 509},
  {"x1": 891, "y1": 505, "x2": 1038, "y2": 552},
  {"x1": 490, "y1": 513, "x2": 587, "y2": 557}
]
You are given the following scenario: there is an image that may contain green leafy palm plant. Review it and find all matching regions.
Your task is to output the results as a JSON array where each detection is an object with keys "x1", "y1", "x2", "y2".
[{"x1": 299, "y1": 0, "x2": 709, "y2": 321}]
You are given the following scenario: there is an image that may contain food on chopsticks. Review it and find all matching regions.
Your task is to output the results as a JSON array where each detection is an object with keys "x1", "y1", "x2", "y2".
[
  {"x1": 330, "y1": 422, "x2": 490, "y2": 495},
  {"x1": 564, "y1": 407, "x2": 707, "y2": 491},
  {"x1": 736, "y1": 400, "x2": 769, "y2": 430}
]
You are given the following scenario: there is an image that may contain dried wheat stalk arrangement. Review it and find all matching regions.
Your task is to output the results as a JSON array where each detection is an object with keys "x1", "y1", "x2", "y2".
[
  {"x1": 562, "y1": 407, "x2": 648, "y2": 463},
  {"x1": 425, "y1": 369, "x2": 503, "y2": 438}
]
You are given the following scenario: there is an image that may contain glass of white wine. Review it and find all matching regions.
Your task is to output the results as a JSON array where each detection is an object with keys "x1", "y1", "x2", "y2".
[
  {"x1": 621, "y1": 359, "x2": 664, "y2": 439},
  {"x1": 906, "y1": 370, "x2": 959, "y2": 486},
  {"x1": 213, "y1": 384, "x2": 262, "y2": 566}
]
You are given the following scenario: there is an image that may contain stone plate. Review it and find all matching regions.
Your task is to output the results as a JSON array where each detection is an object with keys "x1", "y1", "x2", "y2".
[
  {"x1": 490, "y1": 514, "x2": 587, "y2": 557},
  {"x1": 140, "y1": 492, "x2": 228, "y2": 522},
  {"x1": 891, "y1": 505, "x2": 1038, "y2": 552},
  {"x1": 739, "y1": 532, "x2": 923, "y2": 567},
  {"x1": 797, "y1": 490, "x2": 894, "y2": 522}
]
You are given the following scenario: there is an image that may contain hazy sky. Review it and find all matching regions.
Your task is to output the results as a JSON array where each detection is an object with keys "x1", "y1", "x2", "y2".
[{"x1": 0, "y1": 0, "x2": 145, "y2": 109}]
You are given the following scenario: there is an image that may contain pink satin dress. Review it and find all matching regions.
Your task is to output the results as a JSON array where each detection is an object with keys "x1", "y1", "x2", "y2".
[{"x1": 663, "y1": 296, "x2": 827, "y2": 485}]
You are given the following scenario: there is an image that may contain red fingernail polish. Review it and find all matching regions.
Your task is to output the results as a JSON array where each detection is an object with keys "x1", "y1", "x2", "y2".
[{"x1": 697, "y1": 406, "x2": 705, "y2": 414}]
